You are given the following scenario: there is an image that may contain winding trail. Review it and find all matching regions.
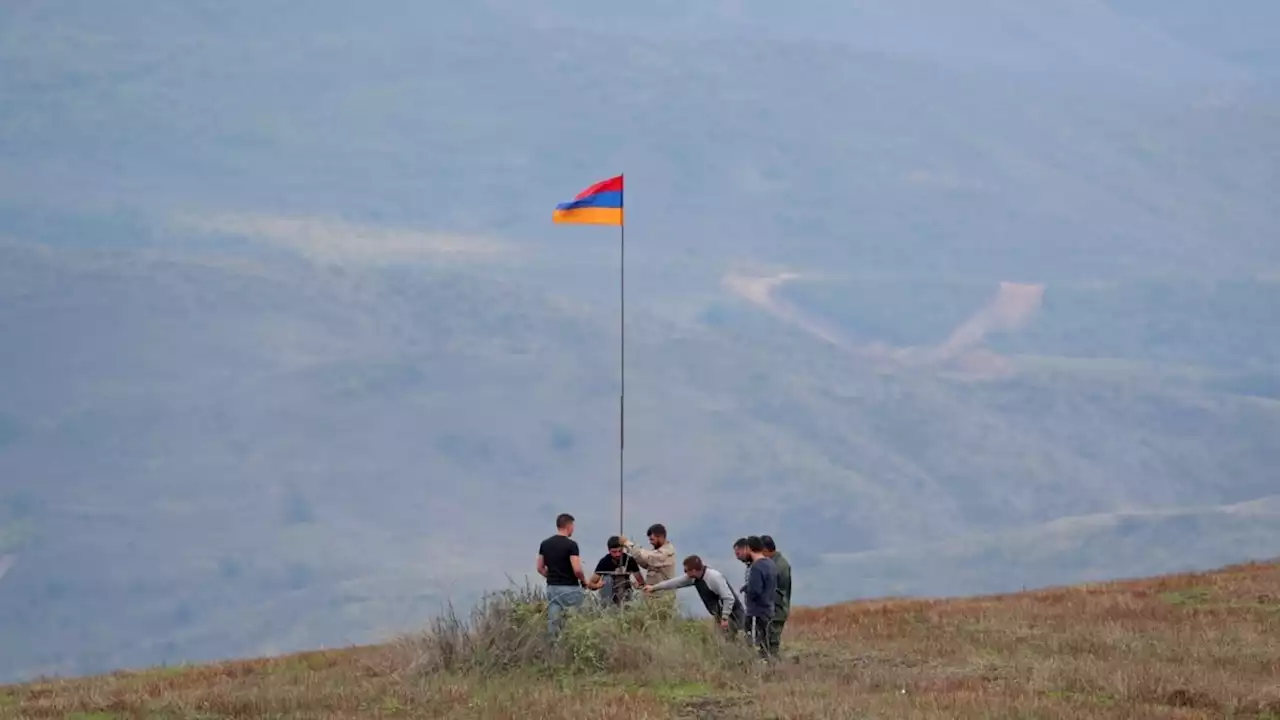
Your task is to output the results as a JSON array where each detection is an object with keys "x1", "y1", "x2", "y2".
[
  {"x1": 720, "y1": 271, "x2": 851, "y2": 348},
  {"x1": 721, "y1": 270, "x2": 1045, "y2": 377}
]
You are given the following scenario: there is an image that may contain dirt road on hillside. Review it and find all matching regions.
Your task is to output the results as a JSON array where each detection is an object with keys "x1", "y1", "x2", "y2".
[
  {"x1": 722, "y1": 270, "x2": 1044, "y2": 377},
  {"x1": 720, "y1": 272, "x2": 852, "y2": 348}
]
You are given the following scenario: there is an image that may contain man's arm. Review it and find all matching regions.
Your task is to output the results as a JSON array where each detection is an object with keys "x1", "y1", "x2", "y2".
[
  {"x1": 622, "y1": 541, "x2": 674, "y2": 571},
  {"x1": 536, "y1": 554, "x2": 547, "y2": 578},
  {"x1": 628, "y1": 560, "x2": 645, "y2": 588},
  {"x1": 624, "y1": 545, "x2": 658, "y2": 569},
  {"x1": 646, "y1": 575, "x2": 694, "y2": 593},
  {"x1": 585, "y1": 557, "x2": 609, "y2": 590},
  {"x1": 570, "y1": 555, "x2": 586, "y2": 586}
]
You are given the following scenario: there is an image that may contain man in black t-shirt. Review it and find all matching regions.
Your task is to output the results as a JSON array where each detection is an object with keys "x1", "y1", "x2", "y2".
[
  {"x1": 586, "y1": 536, "x2": 644, "y2": 606},
  {"x1": 536, "y1": 512, "x2": 587, "y2": 636}
]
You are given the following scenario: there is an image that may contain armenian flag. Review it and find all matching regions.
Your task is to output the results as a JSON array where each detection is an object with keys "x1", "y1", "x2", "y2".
[{"x1": 553, "y1": 175, "x2": 623, "y2": 226}]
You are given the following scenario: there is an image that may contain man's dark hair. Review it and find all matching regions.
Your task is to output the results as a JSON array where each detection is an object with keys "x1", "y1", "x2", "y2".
[
  {"x1": 733, "y1": 537, "x2": 749, "y2": 549},
  {"x1": 683, "y1": 555, "x2": 704, "y2": 572},
  {"x1": 646, "y1": 523, "x2": 667, "y2": 538},
  {"x1": 746, "y1": 535, "x2": 764, "y2": 553},
  {"x1": 555, "y1": 513, "x2": 575, "y2": 529},
  {"x1": 607, "y1": 535, "x2": 623, "y2": 549},
  {"x1": 761, "y1": 535, "x2": 777, "y2": 552}
]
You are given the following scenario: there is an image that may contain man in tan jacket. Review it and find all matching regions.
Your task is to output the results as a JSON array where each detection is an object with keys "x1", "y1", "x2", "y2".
[{"x1": 620, "y1": 523, "x2": 677, "y2": 588}]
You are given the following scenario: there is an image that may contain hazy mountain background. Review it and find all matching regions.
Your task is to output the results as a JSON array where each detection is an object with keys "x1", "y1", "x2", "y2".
[{"x1": 1, "y1": 1, "x2": 1277, "y2": 681}]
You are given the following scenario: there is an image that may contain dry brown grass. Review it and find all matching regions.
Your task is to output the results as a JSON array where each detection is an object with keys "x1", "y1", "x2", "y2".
[{"x1": 3, "y1": 560, "x2": 1278, "y2": 719}]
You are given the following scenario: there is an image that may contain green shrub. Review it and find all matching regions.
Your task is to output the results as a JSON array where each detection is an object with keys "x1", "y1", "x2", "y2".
[{"x1": 400, "y1": 583, "x2": 757, "y2": 682}]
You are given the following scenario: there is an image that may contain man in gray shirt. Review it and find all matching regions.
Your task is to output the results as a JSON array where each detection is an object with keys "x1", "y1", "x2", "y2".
[{"x1": 644, "y1": 555, "x2": 745, "y2": 635}]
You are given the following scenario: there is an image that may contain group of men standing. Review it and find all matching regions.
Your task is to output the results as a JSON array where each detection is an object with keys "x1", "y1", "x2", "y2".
[{"x1": 535, "y1": 513, "x2": 793, "y2": 658}]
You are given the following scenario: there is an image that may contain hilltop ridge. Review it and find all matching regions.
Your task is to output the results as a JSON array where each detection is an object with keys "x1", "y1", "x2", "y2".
[{"x1": 4, "y1": 559, "x2": 1277, "y2": 719}]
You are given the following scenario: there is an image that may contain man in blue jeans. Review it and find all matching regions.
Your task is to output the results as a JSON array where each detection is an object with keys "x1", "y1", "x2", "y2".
[{"x1": 536, "y1": 512, "x2": 587, "y2": 637}]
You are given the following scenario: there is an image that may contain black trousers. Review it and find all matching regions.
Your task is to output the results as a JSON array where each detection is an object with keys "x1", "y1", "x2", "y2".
[
  {"x1": 747, "y1": 616, "x2": 774, "y2": 657},
  {"x1": 726, "y1": 609, "x2": 746, "y2": 634},
  {"x1": 768, "y1": 616, "x2": 786, "y2": 653}
]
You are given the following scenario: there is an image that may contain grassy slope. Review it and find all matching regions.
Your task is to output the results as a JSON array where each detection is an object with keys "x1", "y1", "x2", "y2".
[{"x1": 4, "y1": 560, "x2": 1277, "y2": 719}]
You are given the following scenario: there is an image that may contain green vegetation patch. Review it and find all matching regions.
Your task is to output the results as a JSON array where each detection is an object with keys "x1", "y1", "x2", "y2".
[
  {"x1": 401, "y1": 584, "x2": 758, "y2": 683},
  {"x1": 649, "y1": 680, "x2": 714, "y2": 702},
  {"x1": 1159, "y1": 588, "x2": 1213, "y2": 607}
]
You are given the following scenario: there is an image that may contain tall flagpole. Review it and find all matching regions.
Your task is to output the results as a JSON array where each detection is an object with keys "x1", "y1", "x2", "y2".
[{"x1": 618, "y1": 174, "x2": 625, "y2": 539}]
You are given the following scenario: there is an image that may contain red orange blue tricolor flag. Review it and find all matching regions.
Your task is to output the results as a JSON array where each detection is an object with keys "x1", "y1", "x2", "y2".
[
  {"x1": 552, "y1": 175, "x2": 624, "y2": 226},
  {"x1": 552, "y1": 173, "x2": 627, "y2": 537}
]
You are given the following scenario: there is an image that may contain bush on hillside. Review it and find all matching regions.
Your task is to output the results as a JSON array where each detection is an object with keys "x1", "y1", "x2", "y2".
[{"x1": 400, "y1": 584, "x2": 757, "y2": 682}]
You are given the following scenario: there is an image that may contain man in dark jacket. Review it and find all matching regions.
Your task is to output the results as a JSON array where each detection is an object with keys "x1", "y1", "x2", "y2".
[
  {"x1": 742, "y1": 536, "x2": 778, "y2": 658},
  {"x1": 761, "y1": 535, "x2": 791, "y2": 657}
]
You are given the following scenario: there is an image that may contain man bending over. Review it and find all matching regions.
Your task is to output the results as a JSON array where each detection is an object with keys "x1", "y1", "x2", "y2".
[{"x1": 644, "y1": 555, "x2": 745, "y2": 635}]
